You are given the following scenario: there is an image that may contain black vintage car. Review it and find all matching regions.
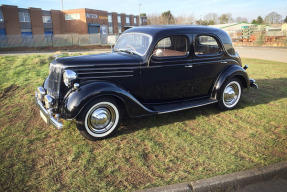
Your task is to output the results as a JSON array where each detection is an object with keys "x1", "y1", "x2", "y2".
[{"x1": 35, "y1": 25, "x2": 257, "y2": 140}]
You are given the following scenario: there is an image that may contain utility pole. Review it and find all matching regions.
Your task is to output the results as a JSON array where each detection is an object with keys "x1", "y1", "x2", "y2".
[
  {"x1": 139, "y1": 3, "x2": 142, "y2": 26},
  {"x1": 61, "y1": 0, "x2": 64, "y2": 10}
]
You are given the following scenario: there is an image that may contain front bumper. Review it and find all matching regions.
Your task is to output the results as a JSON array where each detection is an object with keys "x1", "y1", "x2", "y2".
[{"x1": 34, "y1": 93, "x2": 63, "y2": 129}]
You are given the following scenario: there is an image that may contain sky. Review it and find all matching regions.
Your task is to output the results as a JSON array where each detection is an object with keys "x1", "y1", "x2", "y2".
[{"x1": 1, "y1": 0, "x2": 287, "y2": 22}]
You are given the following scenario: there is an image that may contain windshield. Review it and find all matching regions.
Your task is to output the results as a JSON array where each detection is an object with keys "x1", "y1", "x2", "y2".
[{"x1": 114, "y1": 33, "x2": 152, "y2": 56}]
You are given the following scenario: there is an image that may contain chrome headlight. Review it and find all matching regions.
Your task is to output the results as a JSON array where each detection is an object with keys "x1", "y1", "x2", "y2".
[
  {"x1": 63, "y1": 70, "x2": 78, "y2": 87},
  {"x1": 44, "y1": 95, "x2": 55, "y2": 109}
]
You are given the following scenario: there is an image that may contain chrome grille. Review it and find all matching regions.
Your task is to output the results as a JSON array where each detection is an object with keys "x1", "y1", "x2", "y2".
[{"x1": 47, "y1": 64, "x2": 62, "y2": 108}]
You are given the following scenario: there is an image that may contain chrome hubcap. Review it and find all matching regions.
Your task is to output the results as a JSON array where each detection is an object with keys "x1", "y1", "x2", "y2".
[
  {"x1": 91, "y1": 108, "x2": 111, "y2": 129},
  {"x1": 87, "y1": 105, "x2": 116, "y2": 134},
  {"x1": 223, "y1": 82, "x2": 240, "y2": 106}
]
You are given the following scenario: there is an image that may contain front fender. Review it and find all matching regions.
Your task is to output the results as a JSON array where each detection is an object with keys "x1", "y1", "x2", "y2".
[
  {"x1": 60, "y1": 82, "x2": 156, "y2": 119},
  {"x1": 211, "y1": 65, "x2": 249, "y2": 99}
]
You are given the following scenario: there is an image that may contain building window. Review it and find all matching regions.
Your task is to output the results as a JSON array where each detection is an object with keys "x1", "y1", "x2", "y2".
[
  {"x1": 18, "y1": 12, "x2": 31, "y2": 22},
  {"x1": 0, "y1": 29, "x2": 5, "y2": 36},
  {"x1": 0, "y1": 9, "x2": 4, "y2": 22},
  {"x1": 126, "y1": 16, "x2": 130, "y2": 24},
  {"x1": 21, "y1": 29, "x2": 32, "y2": 37},
  {"x1": 108, "y1": 15, "x2": 112, "y2": 23},
  {"x1": 44, "y1": 29, "x2": 53, "y2": 42},
  {"x1": 117, "y1": 15, "x2": 121, "y2": 23},
  {"x1": 109, "y1": 26, "x2": 113, "y2": 34},
  {"x1": 101, "y1": 25, "x2": 108, "y2": 34},
  {"x1": 65, "y1": 14, "x2": 80, "y2": 20},
  {"x1": 118, "y1": 27, "x2": 122, "y2": 34},
  {"x1": 134, "y1": 18, "x2": 137, "y2": 25},
  {"x1": 42, "y1": 16, "x2": 51, "y2": 23}
]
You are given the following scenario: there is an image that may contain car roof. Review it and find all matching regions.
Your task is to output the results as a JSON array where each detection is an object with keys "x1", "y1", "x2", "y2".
[
  {"x1": 125, "y1": 25, "x2": 235, "y2": 55},
  {"x1": 125, "y1": 25, "x2": 223, "y2": 36}
]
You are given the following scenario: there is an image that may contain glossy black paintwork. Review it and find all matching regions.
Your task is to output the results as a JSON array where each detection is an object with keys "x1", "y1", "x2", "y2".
[
  {"x1": 46, "y1": 25, "x2": 250, "y2": 119},
  {"x1": 54, "y1": 52, "x2": 142, "y2": 66},
  {"x1": 60, "y1": 81, "x2": 155, "y2": 119},
  {"x1": 52, "y1": 52, "x2": 143, "y2": 101}
]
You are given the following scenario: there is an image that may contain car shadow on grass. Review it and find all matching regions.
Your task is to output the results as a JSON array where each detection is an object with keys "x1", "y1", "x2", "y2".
[{"x1": 114, "y1": 78, "x2": 287, "y2": 137}]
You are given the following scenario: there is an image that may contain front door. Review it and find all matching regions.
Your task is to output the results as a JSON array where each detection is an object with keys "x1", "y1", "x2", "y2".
[{"x1": 140, "y1": 35, "x2": 193, "y2": 103}]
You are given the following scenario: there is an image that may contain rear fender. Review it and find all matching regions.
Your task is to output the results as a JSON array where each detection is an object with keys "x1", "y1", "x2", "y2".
[
  {"x1": 60, "y1": 82, "x2": 156, "y2": 120},
  {"x1": 211, "y1": 65, "x2": 249, "y2": 99}
]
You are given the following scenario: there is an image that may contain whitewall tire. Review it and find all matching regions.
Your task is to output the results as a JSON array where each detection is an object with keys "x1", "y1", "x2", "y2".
[{"x1": 76, "y1": 98, "x2": 122, "y2": 140}]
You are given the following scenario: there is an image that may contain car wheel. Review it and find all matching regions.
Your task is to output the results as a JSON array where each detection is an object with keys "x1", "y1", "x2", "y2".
[
  {"x1": 217, "y1": 77, "x2": 242, "y2": 110},
  {"x1": 76, "y1": 98, "x2": 122, "y2": 140}
]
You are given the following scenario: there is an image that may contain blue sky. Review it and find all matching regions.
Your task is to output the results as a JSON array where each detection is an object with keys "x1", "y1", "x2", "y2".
[{"x1": 2, "y1": 0, "x2": 287, "y2": 21}]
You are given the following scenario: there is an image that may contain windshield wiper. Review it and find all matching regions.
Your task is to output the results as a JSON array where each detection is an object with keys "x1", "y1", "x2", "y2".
[{"x1": 114, "y1": 49, "x2": 138, "y2": 56}]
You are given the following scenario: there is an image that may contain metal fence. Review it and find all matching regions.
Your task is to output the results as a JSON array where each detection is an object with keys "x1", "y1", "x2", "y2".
[{"x1": 0, "y1": 33, "x2": 120, "y2": 48}]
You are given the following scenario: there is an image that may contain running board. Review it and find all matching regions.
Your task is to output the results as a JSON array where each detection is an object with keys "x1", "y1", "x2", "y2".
[{"x1": 151, "y1": 98, "x2": 218, "y2": 114}]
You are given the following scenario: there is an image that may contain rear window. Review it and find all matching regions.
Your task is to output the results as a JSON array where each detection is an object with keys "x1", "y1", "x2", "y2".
[
  {"x1": 225, "y1": 43, "x2": 236, "y2": 55},
  {"x1": 195, "y1": 35, "x2": 222, "y2": 55},
  {"x1": 153, "y1": 35, "x2": 188, "y2": 58}
]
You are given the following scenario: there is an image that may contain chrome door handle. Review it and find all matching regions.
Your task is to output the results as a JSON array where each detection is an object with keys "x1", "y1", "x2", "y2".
[
  {"x1": 221, "y1": 61, "x2": 228, "y2": 64},
  {"x1": 185, "y1": 65, "x2": 193, "y2": 68}
]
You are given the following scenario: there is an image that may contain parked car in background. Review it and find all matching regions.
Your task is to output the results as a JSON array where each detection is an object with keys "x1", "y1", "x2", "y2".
[{"x1": 35, "y1": 25, "x2": 257, "y2": 140}]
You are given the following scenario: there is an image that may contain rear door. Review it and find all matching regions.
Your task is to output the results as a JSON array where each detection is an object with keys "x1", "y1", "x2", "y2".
[
  {"x1": 191, "y1": 34, "x2": 227, "y2": 97},
  {"x1": 140, "y1": 35, "x2": 194, "y2": 103}
]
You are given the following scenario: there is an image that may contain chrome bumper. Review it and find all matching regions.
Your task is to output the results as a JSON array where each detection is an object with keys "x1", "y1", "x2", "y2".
[{"x1": 34, "y1": 93, "x2": 63, "y2": 129}]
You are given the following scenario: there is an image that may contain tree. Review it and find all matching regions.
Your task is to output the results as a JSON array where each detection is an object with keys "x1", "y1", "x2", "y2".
[
  {"x1": 161, "y1": 11, "x2": 175, "y2": 25},
  {"x1": 195, "y1": 19, "x2": 202, "y2": 25},
  {"x1": 218, "y1": 13, "x2": 233, "y2": 24},
  {"x1": 195, "y1": 19, "x2": 208, "y2": 25},
  {"x1": 264, "y1": 12, "x2": 282, "y2": 24},
  {"x1": 147, "y1": 13, "x2": 162, "y2": 25},
  {"x1": 219, "y1": 14, "x2": 228, "y2": 24},
  {"x1": 204, "y1": 13, "x2": 218, "y2": 24},
  {"x1": 257, "y1": 16, "x2": 263, "y2": 24},
  {"x1": 235, "y1": 17, "x2": 248, "y2": 23},
  {"x1": 148, "y1": 12, "x2": 195, "y2": 25},
  {"x1": 201, "y1": 20, "x2": 209, "y2": 25},
  {"x1": 175, "y1": 14, "x2": 195, "y2": 25},
  {"x1": 284, "y1": 16, "x2": 287, "y2": 23},
  {"x1": 251, "y1": 19, "x2": 257, "y2": 24},
  {"x1": 227, "y1": 13, "x2": 234, "y2": 23},
  {"x1": 208, "y1": 20, "x2": 215, "y2": 25}
]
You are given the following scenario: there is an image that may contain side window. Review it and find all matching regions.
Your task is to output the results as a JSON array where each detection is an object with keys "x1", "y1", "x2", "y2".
[
  {"x1": 195, "y1": 35, "x2": 221, "y2": 55},
  {"x1": 153, "y1": 35, "x2": 188, "y2": 58}
]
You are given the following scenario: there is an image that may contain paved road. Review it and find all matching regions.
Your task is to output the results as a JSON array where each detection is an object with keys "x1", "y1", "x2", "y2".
[
  {"x1": 235, "y1": 46, "x2": 287, "y2": 63},
  {"x1": 237, "y1": 179, "x2": 287, "y2": 192}
]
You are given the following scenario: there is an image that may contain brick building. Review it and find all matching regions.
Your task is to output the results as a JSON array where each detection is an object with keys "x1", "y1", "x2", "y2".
[{"x1": 0, "y1": 4, "x2": 148, "y2": 37}]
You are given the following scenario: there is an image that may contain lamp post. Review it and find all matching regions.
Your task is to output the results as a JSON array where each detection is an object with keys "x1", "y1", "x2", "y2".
[
  {"x1": 61, "y1": 0, "x2": 64, "y2": 10},
  {"x1": 139, "y1": 3, "x2": 142, "y2": 26}
]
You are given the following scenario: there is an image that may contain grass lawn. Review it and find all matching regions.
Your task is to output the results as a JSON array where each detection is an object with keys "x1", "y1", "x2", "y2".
[{"x1": 0, "y1": 54, "x2": 287, "y2": 191}]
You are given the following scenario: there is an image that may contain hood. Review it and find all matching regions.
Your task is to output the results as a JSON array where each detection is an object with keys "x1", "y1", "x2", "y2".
[{"x1": 52, "y1": 52, "x2": 141, "y2": 68}]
